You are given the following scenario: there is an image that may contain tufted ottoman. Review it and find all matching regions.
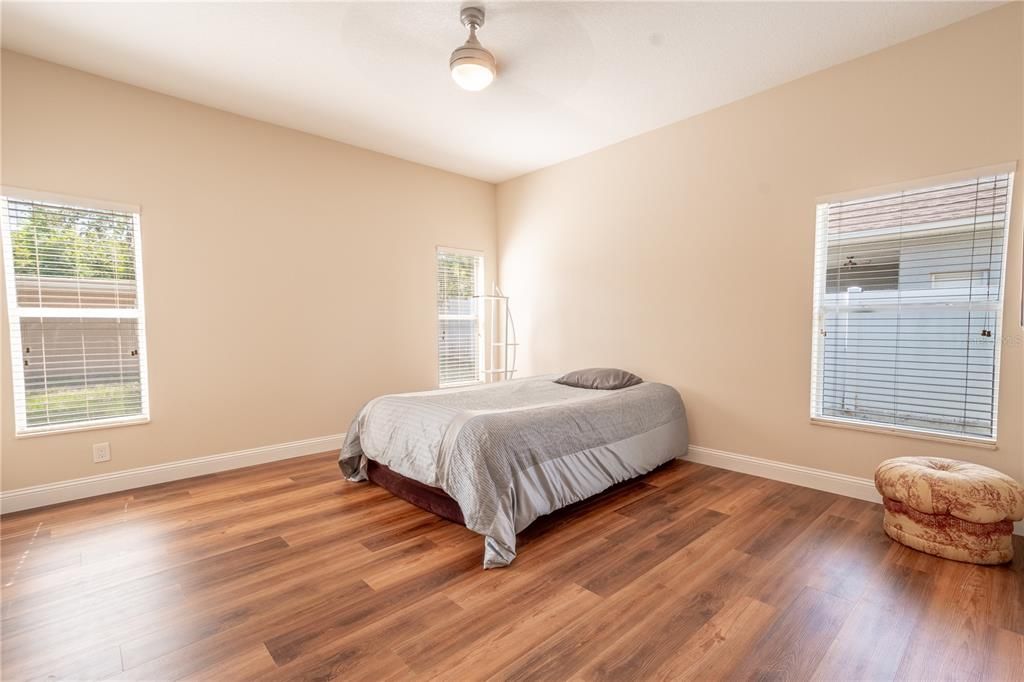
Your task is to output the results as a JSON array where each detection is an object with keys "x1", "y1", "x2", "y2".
[{"x1": 874, "y1": 457, "x2": 1024, "y2": 564}]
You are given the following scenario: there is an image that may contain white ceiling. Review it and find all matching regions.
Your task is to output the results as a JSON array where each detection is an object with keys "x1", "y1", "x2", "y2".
[{"x1": 1, "y1": 2, "x2": 1000, "y2": 183}]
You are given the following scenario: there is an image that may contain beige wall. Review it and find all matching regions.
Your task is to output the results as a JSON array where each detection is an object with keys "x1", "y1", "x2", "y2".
[
  {"x1": 0, "y1": 51, "x2": 496, "y2": 490},
  {"x1": 2, "y1": 6, "x2": 1022, "y2": 494},
  {"x1": 497, "y1": 5, "x2": 1024, "y2": 482}
]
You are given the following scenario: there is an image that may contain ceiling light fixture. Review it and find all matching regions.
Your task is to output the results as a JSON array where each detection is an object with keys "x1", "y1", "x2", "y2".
[{"x1": 449, "y1": 6, "x2": 496, "y2": 91}]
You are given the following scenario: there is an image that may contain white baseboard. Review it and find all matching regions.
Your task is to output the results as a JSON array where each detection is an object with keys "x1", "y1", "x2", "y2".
[
  {"x1": 685, "y1": 445, "x2": 1024, "y2": 537},
  {"x1": 5, "y1": 436, "x2": 1020, "y2": 537},
  {"x1": 0, "y1": 433, "x2": 345, "y2": 514}
]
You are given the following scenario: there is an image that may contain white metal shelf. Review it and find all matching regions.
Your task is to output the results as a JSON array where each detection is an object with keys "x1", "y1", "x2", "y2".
[{"x1": 475, "y1": 286, "x2": 518, "y2": 382}]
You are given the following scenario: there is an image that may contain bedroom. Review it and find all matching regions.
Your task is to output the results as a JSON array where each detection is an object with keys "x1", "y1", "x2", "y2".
[{"x1": 0, "y1": 1, "x2": 1022, "y2": 680}]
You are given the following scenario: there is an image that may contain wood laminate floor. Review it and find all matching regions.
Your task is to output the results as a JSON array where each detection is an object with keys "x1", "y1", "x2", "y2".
[{"x1": 1, "y1": 452, "x2": 1022, "y2": 681}]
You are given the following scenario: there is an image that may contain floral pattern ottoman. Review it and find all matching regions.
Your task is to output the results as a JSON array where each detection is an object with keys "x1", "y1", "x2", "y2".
[{"x1": 874, "y1": 457, "x2": 1024, "y2": 565}]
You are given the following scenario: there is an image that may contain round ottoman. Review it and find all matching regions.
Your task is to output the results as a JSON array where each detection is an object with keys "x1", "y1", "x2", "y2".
[{"x1": 874, "y1": 457, "x2": 1024, "y2": 565}]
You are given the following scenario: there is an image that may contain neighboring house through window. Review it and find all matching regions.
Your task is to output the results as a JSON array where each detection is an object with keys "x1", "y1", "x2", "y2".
[
  {"x1": 1, "y1": 190, "x2": 150, "y2": 435},
  {"x1": 810, "y1": 168, "x2": 1014, "y2": 442},
  {"x1": 436, "y1": 247, "x2": 483, "y2": 387}
]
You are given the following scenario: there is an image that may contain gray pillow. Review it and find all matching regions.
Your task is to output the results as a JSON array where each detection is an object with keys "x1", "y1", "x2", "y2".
[{"x1": 554, "y1": 368, "x2": 643, "y2": 390}]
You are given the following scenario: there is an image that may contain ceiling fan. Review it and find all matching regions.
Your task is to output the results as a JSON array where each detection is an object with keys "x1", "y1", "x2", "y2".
[{"x1": 449, "y1": 6, "x2": 496, "y2": 91}]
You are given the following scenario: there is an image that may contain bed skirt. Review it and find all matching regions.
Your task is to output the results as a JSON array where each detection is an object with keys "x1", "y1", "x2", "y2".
[{"x1": 367, "y1": 459, "x2": 466, "y2": 526}]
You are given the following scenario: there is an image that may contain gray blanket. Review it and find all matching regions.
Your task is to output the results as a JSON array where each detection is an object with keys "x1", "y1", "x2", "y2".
[{"x1": 339, "y1": 376, "x2": 688, "y2": 567}]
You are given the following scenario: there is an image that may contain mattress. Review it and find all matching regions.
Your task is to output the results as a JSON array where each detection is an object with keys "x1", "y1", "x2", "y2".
[{"x1": 340, "y1": 375, "x2": 688, "y2": 567}]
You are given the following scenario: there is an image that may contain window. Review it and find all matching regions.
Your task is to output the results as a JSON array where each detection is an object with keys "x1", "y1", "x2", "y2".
[
  {"x1": 436, "y1": 248, "x2": 483, "y2": 386},
  {"x1": 1, "y1": 191, "x2": 150, "y2": 435},
  {"x1": 810, "y1": 169, "x2": 1013, "y2": 442}
]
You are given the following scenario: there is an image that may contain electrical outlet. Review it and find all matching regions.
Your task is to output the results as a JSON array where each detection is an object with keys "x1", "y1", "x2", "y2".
[{"x1": 92, "y1": 442, "x2": 111, "y2": 463}]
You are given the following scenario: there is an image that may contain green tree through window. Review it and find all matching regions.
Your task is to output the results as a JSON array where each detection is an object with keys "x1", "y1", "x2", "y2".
[{"x1": 11, "y1": 203, "x2": 135, "y2": 281}]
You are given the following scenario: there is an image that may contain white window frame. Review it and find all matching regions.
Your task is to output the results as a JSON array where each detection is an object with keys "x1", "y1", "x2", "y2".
[
  {"x1": 1, "y1": 187, "x2": 151, "y2": 437},
  {"x1": 809, "y1": 164, "x2": 1015, "y2": 447},
  {"x1": 436, "y1": 246, "x2": 484, "y2": 388}
]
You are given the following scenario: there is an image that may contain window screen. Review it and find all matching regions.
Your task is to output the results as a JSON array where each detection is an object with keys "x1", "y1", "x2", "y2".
[
  {"x1": 810, "y1": 170, "x2": 1013, "y2": 441},
  {"x1": 437, "y1": 248, "x2": 483, "y2": 386},
  {"x1": 1, "y1": 193, "x2": 150, "y2": 434}
]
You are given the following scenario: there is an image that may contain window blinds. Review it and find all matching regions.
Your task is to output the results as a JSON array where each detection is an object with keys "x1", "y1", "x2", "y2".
[
  {"x1": 810, "y1": 171, "x2": 1013, "y2": 441},
  {"x1": 437, "y1": 249, "x2": 483, "y2": 386},
  {"x1": 1, "y1": 194, "x2": 150, "y2": 434}
]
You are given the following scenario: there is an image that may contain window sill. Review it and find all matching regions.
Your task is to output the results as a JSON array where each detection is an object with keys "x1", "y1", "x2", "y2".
[
  {"x1": 438, "y1": 379, "x2": 483, "y2": 389},
  {"x1": 809, "y1": 416, "x2": 997, "y2": 450},
  {"x1": 15, "y1": 416, "x2": 150, "y2": 439}
]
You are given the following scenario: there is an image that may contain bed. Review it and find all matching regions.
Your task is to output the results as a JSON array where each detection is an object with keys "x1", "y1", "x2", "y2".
[{"x1": 339, "y1": 374, "x2": 688, "y2": 567}]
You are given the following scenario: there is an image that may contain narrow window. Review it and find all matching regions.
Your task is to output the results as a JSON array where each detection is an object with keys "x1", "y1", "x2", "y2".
[
  {"x1": 436, "y1": 248, "x2": 483, "y2": 387},
  {"x1": 1, "y1": 191, "x2": 150, "y2": 435},
  {"x1": 810, "y1": 170, "x2": 1013, "y2": 441}
]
